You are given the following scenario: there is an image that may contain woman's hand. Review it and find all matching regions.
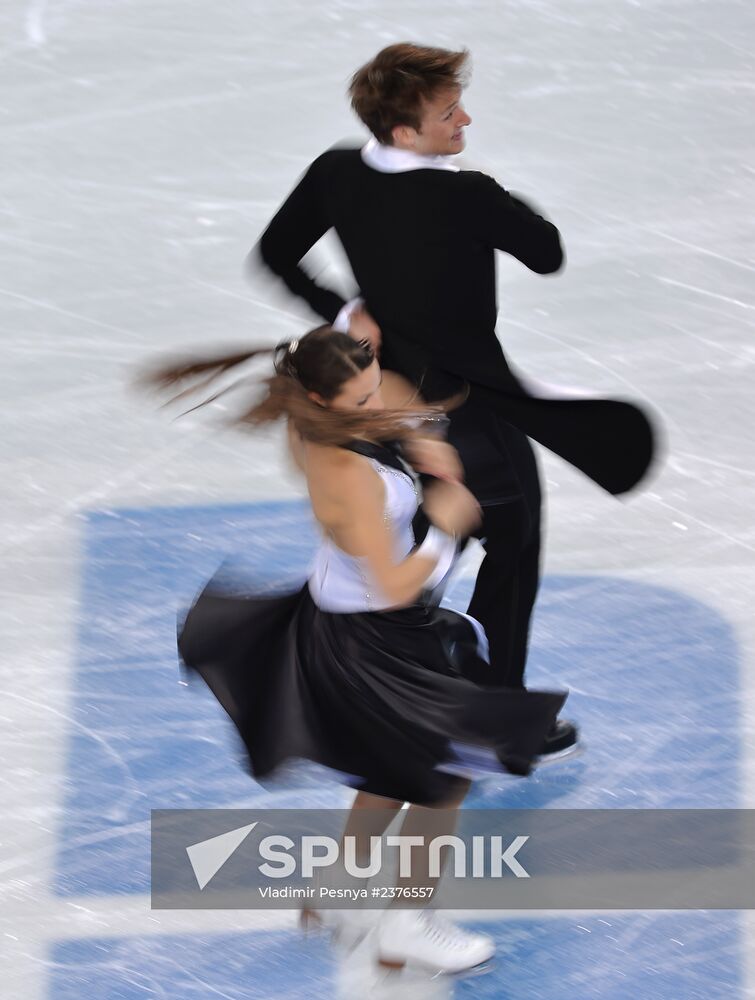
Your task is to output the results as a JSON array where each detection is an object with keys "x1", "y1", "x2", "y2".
[
  {"x1": 422, "y1": 480, "x2": 482, "y2": 538},
  {"x1": 403, "y1": 438, "x2": 464, "y2": 483},
  {"x1": 348, "y1": 305, "x2": 382, "y2": 356}
]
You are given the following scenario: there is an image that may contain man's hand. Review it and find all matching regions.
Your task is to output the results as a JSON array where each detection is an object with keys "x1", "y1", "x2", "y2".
[
  {"x1": 403, "y1": 438, "x2": 464, "y2": 483},
  {"x1": 422, "y1": 479, "x2": 482, "y2": 536},
  {"x1": 348, "y1": 305, "x2": 382, "y2": 356}
]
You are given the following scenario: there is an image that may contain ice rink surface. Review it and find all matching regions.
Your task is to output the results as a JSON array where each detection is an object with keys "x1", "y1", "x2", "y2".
[{"x1": 2, "y1": 1, "x2": 754, "y2": 997}]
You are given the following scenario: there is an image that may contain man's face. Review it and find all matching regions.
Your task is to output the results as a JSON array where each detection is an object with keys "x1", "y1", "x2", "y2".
[{"x1": 393, "y1": 86, "x2": 472, "y2": 156}]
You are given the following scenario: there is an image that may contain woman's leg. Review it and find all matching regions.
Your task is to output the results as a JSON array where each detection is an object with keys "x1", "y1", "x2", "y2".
[
  {"x1": 339, "y1": 789, "x2": 404, "y2": 872},
  {"x1": 377, "y1": 779, "x2": 496, "y2": 973},
  {"x1": 394, "y1": 778, "x2": 471, "y2": 901},
  {"x1": 302, "y1": 789, "x2": 404, "y2": 928},
  {"x1": 342, "y1": 789, "x2": 403, "y2": 835}
]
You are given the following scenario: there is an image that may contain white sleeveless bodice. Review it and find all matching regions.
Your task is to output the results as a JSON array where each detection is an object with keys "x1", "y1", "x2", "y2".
[{"x1": 308, "y1": 450, "x2": 419, "y2": 612}]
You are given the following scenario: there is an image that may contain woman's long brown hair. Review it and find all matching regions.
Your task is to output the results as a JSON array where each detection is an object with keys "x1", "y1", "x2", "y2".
[{"x1": 137, "y1": 324, "x2": 464, "y2": 446}]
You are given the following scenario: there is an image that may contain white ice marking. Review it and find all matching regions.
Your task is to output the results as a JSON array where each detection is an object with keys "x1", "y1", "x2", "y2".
[{"x1": 656, "y1": 277, "x2": 754, "y2": 311}]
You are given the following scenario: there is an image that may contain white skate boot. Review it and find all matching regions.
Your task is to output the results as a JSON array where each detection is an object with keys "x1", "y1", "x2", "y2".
[
  {"x1": 299, "y1": 869, "x2": 375, "y2": 945},
  {"x1": 376, "y1": 908, "x2": 495, "y2": 975}
]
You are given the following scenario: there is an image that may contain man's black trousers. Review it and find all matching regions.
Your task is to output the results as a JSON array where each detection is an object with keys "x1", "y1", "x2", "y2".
[{"x1": 413, "y1": 408, "x2": 542, "y2": 691}]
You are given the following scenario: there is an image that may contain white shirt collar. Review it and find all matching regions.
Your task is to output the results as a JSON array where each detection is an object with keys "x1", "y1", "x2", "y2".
[{"x1": 360, "y1": 136, "x2": 460, "y2": 173}]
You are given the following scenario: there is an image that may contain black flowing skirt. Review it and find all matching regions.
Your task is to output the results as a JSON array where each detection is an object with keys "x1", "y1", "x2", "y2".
[{"x1": 178, "y1": 578, "x2": 567, "y2": 806}]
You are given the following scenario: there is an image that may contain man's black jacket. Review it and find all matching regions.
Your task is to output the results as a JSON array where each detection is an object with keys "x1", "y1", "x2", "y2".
[{"x1": 257, "y1": 147, "x2": 655, "y2": 495}]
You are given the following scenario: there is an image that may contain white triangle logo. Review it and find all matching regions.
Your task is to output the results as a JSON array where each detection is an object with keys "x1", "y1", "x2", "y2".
[{"x1": 186, "y1": 822, "x2": 258, "y2": 890}]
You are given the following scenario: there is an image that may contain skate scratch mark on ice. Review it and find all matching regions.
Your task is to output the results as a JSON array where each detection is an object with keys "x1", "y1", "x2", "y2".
[
  {"x1": 0, "y1": 431, "x2": 204, "y2": 552},
  {"x1": 56, "y1": 176, "x2": 272, "y2": 207},
  {"x1": 501, "y1": 317, "x2": 676, "y2": 424},
  {"x1": 0, "y1": 819, "x2": 148, "y2": 881},
  {"x1": 674, "y1": 452, "x2": 755, "y2": 479},
  {"x1": 660, "y1": 320, "x2": 751, "y2": 362},
  {"x1": 643, "y1": 495, "x2": 755, "y2": 555},
  {"x1": 25, "y1": 0, "x2": 47, "y2": 47},
  {"x1": 9, "y1": 894, "x2": 295, "y2": 941},
  {"x1": 5, "y1": 343, "x2": 135, "y2": 362},
  {"x1": 0, "y1": 789, "x2": 305, "y2": 885},
  {"x1": 159, "y1": 958, "x2": 239, "y2": 1000},
  {"x1": 0, "y1": 694, "x2": 144, "y2": 863},
  {"x1": 655, "y1": 278, "x2": 755, "y2": 311},
  {"x1": 513, "y1": 119, "x2": 637, "y2": 156},
  {"x1": 5, "y1": 92, "x2": 243, "y2": 136},
  {"x1": 657, "y1": 294, "x2": 755, "y2": 330},
  {"x1": 0, "y1": 287, "x2": 141, "y2": 339},
  {"x1": 119, "y1": 970, "x2": 169, "y2": 1000},
  {"x1": 0, "y1": 233, "x2": 90, "y2": 260},
  {"x1": 702, "y1": 31, "x2": 755, "y2": 60},
  {"x1": 640, "y1": 229, "x2": 755, "y2": 275},
  {"x1": 184, "y1": 277, "x2": 305, "y2": 323}
]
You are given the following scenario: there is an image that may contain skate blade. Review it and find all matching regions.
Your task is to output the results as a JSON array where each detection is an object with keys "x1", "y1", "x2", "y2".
[
  {"x1": 534, "y1": 740, "x2": 585, "y2": 767},
  {"x1": 378, "y1": 956, "x2": 495, "y2": 980},
  {"x1": 430, "y1": 958, "x2": 495, "y2": 980}
]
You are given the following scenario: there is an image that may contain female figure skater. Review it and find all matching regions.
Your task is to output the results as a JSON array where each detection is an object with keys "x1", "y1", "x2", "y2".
[{"x1": 143, "y1": 326, "x2": 566, "y2": 975}]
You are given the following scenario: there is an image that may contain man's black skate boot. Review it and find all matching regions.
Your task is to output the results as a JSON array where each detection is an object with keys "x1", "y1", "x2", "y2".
[{"x1": 538, "y1": 719, "x2": 579, "y2": 760}]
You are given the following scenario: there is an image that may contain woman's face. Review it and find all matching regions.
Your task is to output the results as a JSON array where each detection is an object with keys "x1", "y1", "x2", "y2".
[{"x1": 325, "y1": 360, "x2": 385, "y2": 411}]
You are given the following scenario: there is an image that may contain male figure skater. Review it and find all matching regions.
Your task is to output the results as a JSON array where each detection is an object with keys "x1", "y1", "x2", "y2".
[{"x1": 254, "y1": 43, "x2": 654, "y2": 756}]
